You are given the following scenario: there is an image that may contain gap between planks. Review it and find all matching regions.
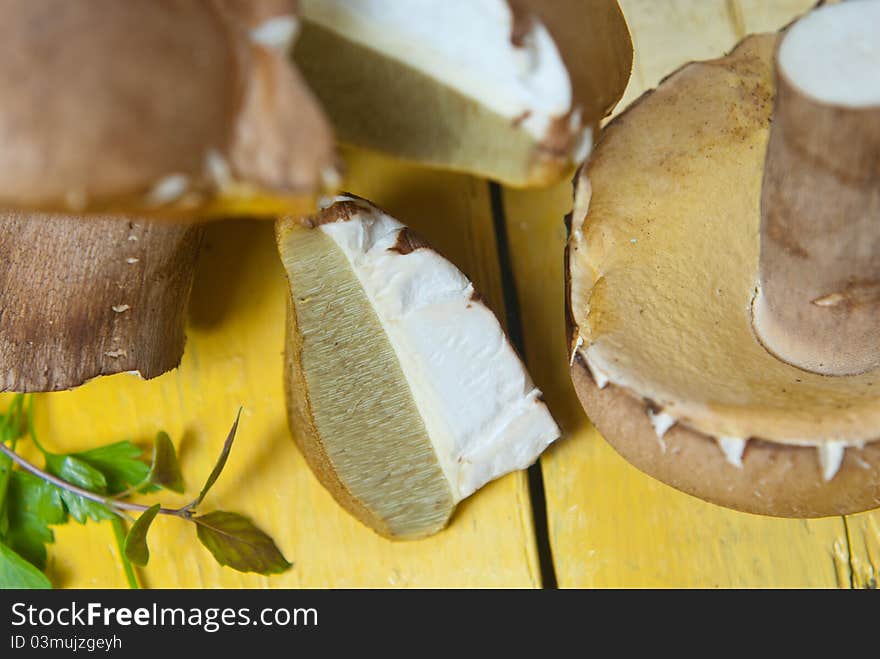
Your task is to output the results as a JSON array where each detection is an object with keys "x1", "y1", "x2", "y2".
[{"x1": 488, "y1": 181, "x2": 558, "y2": 589}]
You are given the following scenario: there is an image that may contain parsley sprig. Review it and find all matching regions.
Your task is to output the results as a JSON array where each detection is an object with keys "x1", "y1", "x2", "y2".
[{"x1": 0, "y1": 396, "x2": 290, "y2": 588}]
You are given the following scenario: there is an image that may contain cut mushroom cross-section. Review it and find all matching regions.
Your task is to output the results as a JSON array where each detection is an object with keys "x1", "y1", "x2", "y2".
[
  {"x1": 293, "y1": 0, "x2": 632, "y2": 187},
  {"x1": 277, "y1": 196, "x2": 560, "y2": 538},
  {"x1": 567, "y1": 1, "x2": 880, "y2": 518}
]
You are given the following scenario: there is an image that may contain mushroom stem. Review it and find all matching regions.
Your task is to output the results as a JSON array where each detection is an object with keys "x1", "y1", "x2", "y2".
[
  {"x1": 0, "y1": 214, "x2": 203, "y2": 392},
  {"x1": 753, "y1": 2, "x2": 880, "y2": 376}
]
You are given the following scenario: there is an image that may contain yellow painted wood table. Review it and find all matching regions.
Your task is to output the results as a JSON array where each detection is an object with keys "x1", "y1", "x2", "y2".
[{"x1": 3, "y1": 0, "x2": 877, "y2": 588}]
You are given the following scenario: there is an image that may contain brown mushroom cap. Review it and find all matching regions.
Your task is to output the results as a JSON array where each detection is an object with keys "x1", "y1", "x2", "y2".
[
  {"x1": 0, "y1": 0, "x2": 336, "y2": 215},
  {"x1": 519, "y1": 0, "x2": 634, "y2": 125},
  {"x1": 0, "y1": 1, "x2": 339, "y2": 392},
  {"x1": 571, "y1": 358, "x2": 880, "y2": 517},
  {"x1": 0, "y1": 214, "x2": 202, "y2": 392},
  {"x1": 566, "y1": 34, "x2": 880, "y2": 516}
]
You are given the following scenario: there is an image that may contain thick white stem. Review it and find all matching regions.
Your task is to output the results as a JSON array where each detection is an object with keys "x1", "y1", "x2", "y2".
[{"x1": 754, "y1": 1, "x2": 880, "y2": 375}]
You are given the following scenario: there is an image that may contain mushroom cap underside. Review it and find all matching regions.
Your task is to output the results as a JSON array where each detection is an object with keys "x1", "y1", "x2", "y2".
[
  {"x1": 566, "y1": 33, "x2": 880, "y2": 515},
  {"x1": 293, "y1": 0, "x2": 632, "y2": 187}
]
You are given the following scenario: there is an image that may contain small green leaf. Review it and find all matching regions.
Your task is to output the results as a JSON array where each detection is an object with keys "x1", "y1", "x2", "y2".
[
  {"x1": 74, "y1": 441, "x2": 150, "y2": 494},
  {"x1": 46, "y1": 454, "x2": 107, "y2": 491},
  {"x1": 3, "y1": 519, "x2": 52, "y2": 570},
  {"x1": 124, "y1": 504, "x2": 161, "y2": 567},
  {"x1": 0, "y1": 542, "x2": 51, "y2": 589},
  {"x1": 1, "y1": 395, "x2": 27, "y2": 443},
  {"x1": 2, "y1": 471, "x2": 66, "y2": 569},
  {"x1": 45, "y1": 455, "x2": 113, "y2": 524},
  {"x1": 194, "y1": 511, "x2": 291, "y2": 575},
  {"x1": 34, "y1": 482, "x2": 66, "y2": 525},
  {"x1": 12, "y1": 472, "x2": 67, "y2": 525},
  {"x1": 148, "y1": 432, "x2": 184, "y2": 493},
  {"x1": 191, "y1": 410, "x2": 241, "y2": 509},
  {"x1": 59, "y1": 492, "x2": 115, "y2": 524}
]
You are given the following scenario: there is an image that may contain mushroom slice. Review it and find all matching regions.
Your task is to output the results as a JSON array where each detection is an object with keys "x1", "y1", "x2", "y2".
[
  {"x1": 277, "y1": 196, "x2": 560, "y2": 538},
  {"x1": 293, "y1": 0, "x2": 632, "y2": 187},
  {"x1": 567, "y1": 7, "x2": 880, "y2": 518}
]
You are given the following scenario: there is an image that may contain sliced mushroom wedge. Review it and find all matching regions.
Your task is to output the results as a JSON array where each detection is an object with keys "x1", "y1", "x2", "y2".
[
  {"x1": 277, "y1": 196, "x2": 560, "y2": 538},
  {"x1": 293, "y1": 0, "x2": 632, "y2": 186},
  {"x1": 567, "y1": 2, "x2": 880, "y2": 517}
]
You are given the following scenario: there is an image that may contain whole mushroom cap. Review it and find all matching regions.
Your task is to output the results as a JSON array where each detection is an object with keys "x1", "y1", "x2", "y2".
[
  {"x1": 0, "y1": 0, "x2": 338, "y2": 392},
  {"x1": 0, "y1": 0, "x2": 337, "y2": 215},
  {"x1": 567, "y1": 34, "x2": 880, "y2": 517}
]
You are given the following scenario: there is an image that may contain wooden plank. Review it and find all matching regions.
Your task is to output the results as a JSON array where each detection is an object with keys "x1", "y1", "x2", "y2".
[
  {"x1": 616, "y1": 0, "x2": 825, "y2": 110},
  {"x1": 502, "y1": 0, "x2": 851, "y2": 587},
  {"x1": 2, "y1": 148, "x2": 540, "y2": 588},
  {"x1": 846, "y1": 514, "x2": 880, "y2": 589}
]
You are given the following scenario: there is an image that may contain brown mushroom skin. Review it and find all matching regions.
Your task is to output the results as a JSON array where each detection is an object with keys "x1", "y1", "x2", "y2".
[
  {"x1": 515, "y1": 0, "x2": 634, "y2": 124},
  {"x1": 754, "y1": 56, "x2": 880, "y2": 376},
  {"x1": 0, "y1": 0, "x2": 336, "y2": 214},
  {"x1": 0, "y1": 215, "x2": 202, "y2": 392}
]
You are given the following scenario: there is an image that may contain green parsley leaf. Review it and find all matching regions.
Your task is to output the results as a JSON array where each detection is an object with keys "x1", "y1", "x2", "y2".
[
  {"x1": 148, "y1": 432, "x2": 184, "y2": 493},
  {"x1": 45, "y1": 454, "x2": 114, "y2": 524},
  {"x1": 2, "y1": 471, "x2": 66, "y2": 569},
  {"x1": 0, "y1": 462, "x2": 11, "y2": 537},
  {"x1": 45, "y1": 454, "x2": 107, "y2": 491},
  {"x1": 0, "y1": 541, "x2": 51, "y2": 589},
  {"x1": 74, "y1": 441, "x2": 151, "y2": 494}
]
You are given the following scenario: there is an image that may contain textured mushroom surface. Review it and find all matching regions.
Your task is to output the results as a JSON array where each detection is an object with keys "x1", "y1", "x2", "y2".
[
  {"x1": 293, "y1": 0, "x2": 631, "y2": 186},
  {"x1": 279, "y1": 196, "x2": 560, "y2": 537},
  {"x1": 0, "y1": 0, "x2": 339, "y2": 392},
  {"x1": 0, "y1": 214, "x2": 202, "y2": 392},
  {"x1": 752, "y1": 1, "x2": 880, "y2": 376}
]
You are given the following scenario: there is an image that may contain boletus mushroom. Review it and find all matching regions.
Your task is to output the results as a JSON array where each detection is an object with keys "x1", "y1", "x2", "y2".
[
  {"x1": 277, "y1": 196, "x2": 560, "y2": 538},
  {"x1": 566, "y1": 1, "x2": 880, "y2": 517},
  {"x1": 293, "y1": 0, "x2": 633, "y2": 186},
  {"x1": 0, "y1": 0, "x2": 337, "y2": 391}
]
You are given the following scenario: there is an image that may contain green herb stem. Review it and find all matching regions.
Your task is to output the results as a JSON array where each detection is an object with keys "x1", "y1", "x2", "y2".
[
  {"x1": 24, "y1": 395, "x2": 50, "y2": 456},
  {"x1": 0, "y1": 434, "x2": 17, "y2": 515},
  {"x1": 0, "y1": 398, "x2": 24, "y2": 514},
  {"x1": 111, "y1": 516, "x2": 141, "y2": 589},
  {"x1": 0, "y1": 442, "x2": 187, "y2": 519}
]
